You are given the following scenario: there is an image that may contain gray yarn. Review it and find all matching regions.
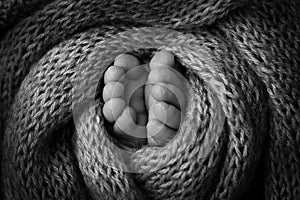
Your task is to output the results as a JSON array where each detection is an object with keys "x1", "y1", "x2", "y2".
[{"x1": 0, "y1": 0, "x2": 299, "y2": 200}]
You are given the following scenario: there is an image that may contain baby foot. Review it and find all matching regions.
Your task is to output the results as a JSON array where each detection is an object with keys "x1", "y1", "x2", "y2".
[
  {"x1": 145, "y1": 51, "x2": 187, "y2": 146},
  {"x1": 102, "y1": 54, "x2": 148, "y2": 147}
]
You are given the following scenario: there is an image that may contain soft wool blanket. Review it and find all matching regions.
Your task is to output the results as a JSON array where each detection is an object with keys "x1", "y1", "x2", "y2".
[{"x1": 0, "y1": 0, "x2": 299, "y2": 199}]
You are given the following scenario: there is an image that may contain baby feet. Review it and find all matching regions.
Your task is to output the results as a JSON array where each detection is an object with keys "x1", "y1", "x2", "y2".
[
  {"x1": 102, "y1": 54, "x2": 148, "y2": 147},
  {"x1": 145, "y1": 51, "x2": 187, "y2": 146},
  {"x1": 102, "y1": 51, "x2": 187, "y2": 147}
]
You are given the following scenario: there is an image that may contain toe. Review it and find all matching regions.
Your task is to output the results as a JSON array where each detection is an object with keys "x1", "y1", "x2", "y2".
[
  {"x1": 148, "y1": 67, "x2": 187, "y2": 108},
  {"x1": 114, "y1": 54, "x2": 141, "y2": 72},
  {"x1": 150, "y1": 50, "x2": 174, "y2": 69},
  {"x1": 149, "y1": 102, "x2": 182, "y2": 130},
  {"x1": 114, "y1": 106, "x2": 147, "y2": 144},
  {"x1": 151, "y1": 83, "x2": 185, "y2": 109},
  {"x1": 148, "y1": 67, "x2": 183, "y2": 89},
  {"x1": 147, "y1": 119, "x2": 177, "y2": 146},
  {"x1": 102, "y1": 81, "x2": 124, "y2": 102},
  {"x1": 114, "y1": 106, "x2": 137, "y2": 133},
  {"x1": 103, "y1": 98, "x2": 126, "y2": 123},
  {"x1": 104, "y1": 66, "x2": 125, "y2": 84}
]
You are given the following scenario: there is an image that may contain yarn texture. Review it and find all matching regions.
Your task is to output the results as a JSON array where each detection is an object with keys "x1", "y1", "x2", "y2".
[{"x1": 0, "y1": 0, "x2": 299, "y2": 200}]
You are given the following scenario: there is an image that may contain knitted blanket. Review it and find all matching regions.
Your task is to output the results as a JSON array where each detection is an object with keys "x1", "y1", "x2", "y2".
[{"x1": 0, "y1": 0, "x2": 299, "y2": 199}]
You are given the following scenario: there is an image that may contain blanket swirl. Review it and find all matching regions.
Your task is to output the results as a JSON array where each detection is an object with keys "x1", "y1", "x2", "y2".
[{"x1": 0, "y1": 0, "x2": 299, "y2": 199}]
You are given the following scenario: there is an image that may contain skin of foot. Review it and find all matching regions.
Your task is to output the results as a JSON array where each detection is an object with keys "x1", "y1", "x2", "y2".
[
  {"x1": 102, "y1": 54, "x2": 148, "y2": 147},
  {"x1": 145, "y1": 51, "x2": 187, "y2": 146},
  {"x1": 102, "y1": 51, "x2": 187, "y2": 147}
]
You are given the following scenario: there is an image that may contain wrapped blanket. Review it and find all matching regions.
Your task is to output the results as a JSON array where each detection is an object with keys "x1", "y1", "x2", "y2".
[{"x1": 0, "y1": 0, "x2": 299, "y2": 199}]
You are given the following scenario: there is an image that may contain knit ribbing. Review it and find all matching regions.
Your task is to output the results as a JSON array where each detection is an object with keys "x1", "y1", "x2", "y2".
[{"x1": 0, "y1": 0, "x2": 299, "y2": 200}]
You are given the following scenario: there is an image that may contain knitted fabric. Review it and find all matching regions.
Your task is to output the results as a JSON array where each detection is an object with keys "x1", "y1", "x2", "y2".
[{"x1": 0, "y1": 0, "x2": 299, "y2": 199}]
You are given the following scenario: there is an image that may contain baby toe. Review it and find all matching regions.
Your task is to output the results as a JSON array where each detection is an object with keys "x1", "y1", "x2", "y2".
[
  {"x1": 114, "y1": 54, "x2": 141, "y2": 71},
  {"x1": 114, "y1": 106, "x2": 147, "y2": 145},
  {"x1": 150, "y1": 50, "x2": 175, "y2": 69},
  {"x1": 103, "y1": 98, "x2": 126, "y2": 123},
  {"x1": 102, "y1": 81, "x2": 124, "y2": 102},
  {"x1": 148, "y1": 67, "x2": 182, "y2": 88},
  {"x1": 147, "y1": 119, "x2": 177, "y2": 146},
  {"x1": 104, "y1": 66, "x2": 125, "y2": 84},
  {"x1": 151, "y1": 83, "x2": 185, "y2": 109},
  {"x1": 149, "y1": 102, "x2": 181, "y2": 130},
  {"x1": 114, "y1": 106, "x2": 137, "y2": 134}
]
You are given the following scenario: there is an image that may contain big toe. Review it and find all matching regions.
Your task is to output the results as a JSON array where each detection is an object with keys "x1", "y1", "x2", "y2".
[
  {"x1": 114, "y1": 54, "x2": 144, "y2": 80},
  {"x1": 150, "y1": 50, "x2": 175, "y2": 69},
  {"x1": 148, "y1": 65, "x2": 183, "y2": 89},
  {"x1": 115, "y1": 54, "x2": 141, "y2": 70}
]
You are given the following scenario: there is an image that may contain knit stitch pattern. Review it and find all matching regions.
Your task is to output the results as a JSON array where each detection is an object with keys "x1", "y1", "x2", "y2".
[{"x1": 0, "y1": 0, "x2": 299, "y2": 200}]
